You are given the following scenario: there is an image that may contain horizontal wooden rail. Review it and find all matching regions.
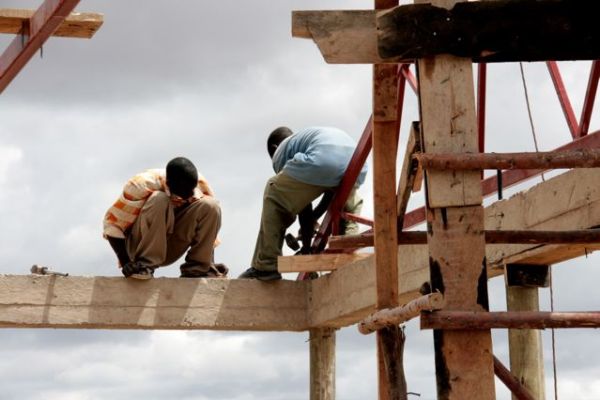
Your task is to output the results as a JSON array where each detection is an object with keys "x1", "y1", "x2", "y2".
[
  {"x1": 415, "y1": 149, "x2": 600, "y2": 171},
  {"x1": 328, "y1": 229, "x2": 600, "y2": 249},
  {"x1": 358, "y1": 293, "x2": 444, "y2": 335},
  {"x1": 421, "y1": 311, "x2": 600, "y2": 330}
]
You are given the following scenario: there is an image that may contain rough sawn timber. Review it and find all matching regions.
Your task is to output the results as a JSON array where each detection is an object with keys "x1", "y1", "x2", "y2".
[
  {"x1": 0, "y1": 8, "x2": 103, "y2": 38},
  {"x1": 278, "y1": 253, "x2": 371, "y2": 273},
  {"x1": 309, "y1": 168, "x2": 600, "y2": 328},
  {"x1": 0, "y1": 275, "x2": 309, "y2": 331}
]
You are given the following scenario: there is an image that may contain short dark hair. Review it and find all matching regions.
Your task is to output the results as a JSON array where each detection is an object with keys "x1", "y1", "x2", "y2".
[
  {"x1": 166, "y1": 157, "x2": 198, "y2": 198},
  {"x1": 267, "y1": 126, "x2": 293, "y2": 158}
]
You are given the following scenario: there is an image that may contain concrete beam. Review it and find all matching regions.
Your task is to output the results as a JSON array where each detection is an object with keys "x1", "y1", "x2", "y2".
[{"x1": 0, "y1": 275, "x2": 309, "y2": 331}]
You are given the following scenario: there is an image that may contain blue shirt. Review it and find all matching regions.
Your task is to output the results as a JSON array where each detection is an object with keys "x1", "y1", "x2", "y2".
[{"x1": 272, "y1": 126, "x2": 368, "y2": 187}]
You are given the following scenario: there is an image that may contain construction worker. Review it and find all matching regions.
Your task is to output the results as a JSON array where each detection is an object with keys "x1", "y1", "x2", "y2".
[
  {"x1": 103, "y1": 157, "x2": 227, "y2": 279},
  {"x1": 239, "y1": 126, "x2": 367, "y2": 281}
]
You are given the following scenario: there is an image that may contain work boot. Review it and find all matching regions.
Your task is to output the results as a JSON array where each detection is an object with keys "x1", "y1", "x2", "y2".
[
  {"x1": 130, "y1": 267, "x2": 155, "y2": 280},
  {"x1": 238, "y1": 267, "x2": 282, "y2": 281},
  {"x1": 122, "y1": 261, "x2": 155, "y2": 280},
  {"x1": 180, "y1": 262, "x2": 229, "y2": 278}
]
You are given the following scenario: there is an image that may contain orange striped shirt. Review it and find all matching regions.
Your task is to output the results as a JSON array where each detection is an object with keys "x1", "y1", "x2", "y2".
[{"x1": 103, "y1": 169, "x2": 215, "y2": 239}]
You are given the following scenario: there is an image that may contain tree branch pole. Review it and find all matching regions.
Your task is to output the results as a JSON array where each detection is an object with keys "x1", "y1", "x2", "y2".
[
  {"x1": 328, "y1": 229, "x2": 600, "y2": 249},
  {"x1": 421, "y1": 311, "x2": 600, "y2": 330},
  {"x1": 358, "y1": 293, "x2": 445, "y2": 335},
  {"x1": 415, "y1": 148, "x2": 600, "y2": 170}
]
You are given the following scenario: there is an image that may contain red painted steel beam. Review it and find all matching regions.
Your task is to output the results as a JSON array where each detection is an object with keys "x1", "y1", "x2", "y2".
[
  {"x1": 340, "y1": 212, "x2": 374, "y2": 227},
  {"x1": 403, "y1": 129, "x2": 600, "y2": 229},
  {"x1": 400, "y1": 64, "x2": 417, "y2": 94},
  {"x1": 0, "y1": 0, "x2": 81, "y2": 94},
  {"x1": 546, "y1": 61, "x2": 579, "y2": 138},
  {"x1": 578, "y1": 60, "x2": 600, "y2": 137}
]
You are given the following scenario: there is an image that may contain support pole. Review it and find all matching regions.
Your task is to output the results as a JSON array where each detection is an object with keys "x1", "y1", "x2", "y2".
[
  {"x1": 373, "y1": 1, "x2": 404, "y2": 398},
  {"x1": 416, "y1": 0, "x2": 495, "y2": 398},
  {"x1": 506, "y1": 265, "x2": 547, "y2": 400},
  {"x1": 310, "y1": 328, "x2": 336, "y2": 400}
]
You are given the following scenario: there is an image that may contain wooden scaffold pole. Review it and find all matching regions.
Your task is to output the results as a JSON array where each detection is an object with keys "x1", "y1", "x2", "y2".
[{"x1": 415, "y1": 0, "x2": 496, "y2": 398}]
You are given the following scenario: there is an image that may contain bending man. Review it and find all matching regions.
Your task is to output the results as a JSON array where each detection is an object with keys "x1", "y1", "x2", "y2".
[{"x1": 239, "y1": 126, "x2": 367, "y2": 281}]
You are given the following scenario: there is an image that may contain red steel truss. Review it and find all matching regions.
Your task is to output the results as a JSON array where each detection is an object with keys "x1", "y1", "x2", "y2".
[
  {"x1": 0, "y1": 0, "x2": 81, "y2": 94},
  {"x1": 306, "y1": 60, "x2": 600, "y2": 257}
]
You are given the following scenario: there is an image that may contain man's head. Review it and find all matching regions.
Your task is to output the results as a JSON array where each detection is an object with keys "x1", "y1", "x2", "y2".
[
  {"x1": 166, "y1": 157, "x2": 198, "y2": 199},
  {"x1": 267, "y1": 126, "x2": 293, "y2": 158}
]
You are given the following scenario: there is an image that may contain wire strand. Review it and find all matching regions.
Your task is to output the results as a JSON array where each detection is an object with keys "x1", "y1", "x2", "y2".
[{"x1": 519, "y1": 62, "x2": 545, "y2": 182}]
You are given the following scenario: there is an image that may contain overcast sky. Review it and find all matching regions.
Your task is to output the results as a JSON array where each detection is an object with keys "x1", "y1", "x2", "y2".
[{"x1": 0, "y1": 1, "x2": 599, "y2": 399}]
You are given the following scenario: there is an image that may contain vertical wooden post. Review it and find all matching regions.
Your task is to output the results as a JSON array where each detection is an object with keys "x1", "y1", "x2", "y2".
[
  {"x1": 373, "y1": 1, "x2": 404, "y2": 400},
  {"x1": 310, "y1": 328, "x2": 336, "y2": 400},
  {"x1": 416, "y1": 0, "x2": 495, "y2": 399},
  {"x1": 506, "y1": 265, "x2": 548, "y2": 400}
]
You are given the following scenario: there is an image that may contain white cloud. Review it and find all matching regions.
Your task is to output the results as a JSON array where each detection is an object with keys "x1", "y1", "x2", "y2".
[{"x1": 0, "y1": 145, "x2": 23, "y2": 185}]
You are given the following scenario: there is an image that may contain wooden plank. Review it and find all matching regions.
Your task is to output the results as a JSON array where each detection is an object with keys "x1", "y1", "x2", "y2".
[
  {"x1": 277, "y1": 253, "x2": 371, "y2": 273},
  {"x1": 378, "y1": 0, "x2": 600, "y2": 63},
  {"x1": 396, "y1": 121, "x2": 421, "y2": 228},
  {"x1": 292, "y1": 10, "x2": 386, "y2": 64},
  {"x1": 416, "y1": 149, "x2": 600, "y2": 170},
  {"x1": 0, "y1": 8, "x2": 103, "y2": 39},
  {"x1": 310, "y1": 328, "x2": 336, "y2": 400},
  {"x1": 421, "y1": 311, "x2": 600, "y2": 330},
  {"x1": 0, "y1": 275, "x2": 309, "y2": 331},
  {"x1": 310, "y1": 168, "x2": 600, "y2": 328}
]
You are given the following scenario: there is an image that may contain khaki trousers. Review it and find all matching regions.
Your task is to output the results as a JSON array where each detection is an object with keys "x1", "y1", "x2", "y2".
[
  {"x1": 126, "y1": 191, "x2": 221, "y2": 274},
  {"x1": 251, "y1": 172, "x2": 363, "y2": 272}
]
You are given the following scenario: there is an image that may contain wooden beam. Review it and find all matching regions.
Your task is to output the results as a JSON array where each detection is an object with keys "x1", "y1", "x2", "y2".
[
  {"x1": 378, "y1": 0, "x2": 600, "y2": 63},
  {"x1": 0, "y1": 275, "x2": 309, "y2": 331},
  {"x1": 0, "y1": 8, "x2": 102, "y2": 38},
  {"x1": 310, "y1": 328, "x2": 336, "y2": 400},
  {"x1": 417, "y1": 0, "x2": 495, "y2": 393},
  {"x1": 0, "y1": 0, "x2": 82, "y2": 94},
  {"x1": 358, "y1": 293, "x2": 444, "y2": 335},
  {"x1": 277, "y1": 253, "x2": 371, "y2": 273},
  {"x1": 415, "y1": 149, "x2": 600, "y2": 170},
  {"x1": 291, "y1": 10, "x2": 386, "y2": 64},
  {"x1": 310, "y1": 168, "x2": 600, "y2": 328},
  {"x1": 421, "y1": 311, "x2": 600, "y2": 330},
  {"x1": 328, "y1": 229, "x2": 600, "y2": 250},
  {"x1": 493, "y1": 356, "x2": 536, "y2": 400},
  {"x1": 372, "y1": 0, "x2": 404, "y2": 397}
]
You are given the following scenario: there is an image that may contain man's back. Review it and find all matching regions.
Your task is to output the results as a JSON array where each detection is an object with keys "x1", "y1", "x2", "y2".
[{"x1": 272, "y1": 126, "x2": 367, "y2": 187}]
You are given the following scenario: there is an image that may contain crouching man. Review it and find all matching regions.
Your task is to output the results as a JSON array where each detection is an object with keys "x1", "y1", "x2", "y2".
[{"x1": 103, "y1": 157, "x2": 227, "y2": 280}]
